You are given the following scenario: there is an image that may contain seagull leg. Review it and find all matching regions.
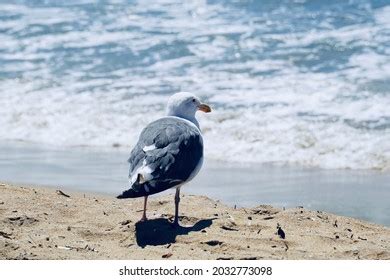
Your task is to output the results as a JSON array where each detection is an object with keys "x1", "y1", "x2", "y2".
[
  {"x1": 173, "y1": 187, "x2": 181, "y2": 226},
  {"x1": 140, "y1": 195, "x2": 148, "y2": 222}
]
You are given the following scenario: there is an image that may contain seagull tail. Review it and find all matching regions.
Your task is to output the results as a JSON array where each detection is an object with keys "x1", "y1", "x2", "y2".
[
  {"x1": 117, "y1": 174, "x2": 150, "y2": 199},
  {"x1": 116, "y1": 188, "x2": 144, "y2": 199},
  {"x1": 117, "y1": 183, "x2": 149, "y2": 199},
  {"x1": 117, "y1": 176, "x2": 182, "y2": 199}
]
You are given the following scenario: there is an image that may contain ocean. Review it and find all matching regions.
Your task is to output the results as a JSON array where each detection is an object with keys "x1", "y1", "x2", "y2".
[
  {"x1": 1, "y1": 0, "x2": 389, "y2": 170},
  {"x1": 0, "y1": 1, "x2": 389, "y2": 225}
]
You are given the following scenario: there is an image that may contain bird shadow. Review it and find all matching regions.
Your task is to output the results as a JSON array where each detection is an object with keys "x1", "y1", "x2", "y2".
[{"x1": 135, "y1": 217, "x2": 214, "y2": 248}]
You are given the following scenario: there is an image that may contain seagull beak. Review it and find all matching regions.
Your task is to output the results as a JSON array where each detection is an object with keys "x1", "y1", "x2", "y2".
[{"x1": 197, "y1": 103, "x2": 211, "y2": 113}]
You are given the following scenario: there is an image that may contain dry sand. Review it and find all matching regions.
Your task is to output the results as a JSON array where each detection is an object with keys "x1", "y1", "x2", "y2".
[{"x1": 0, "y1": 183, "x2": 389, "y2": 260}]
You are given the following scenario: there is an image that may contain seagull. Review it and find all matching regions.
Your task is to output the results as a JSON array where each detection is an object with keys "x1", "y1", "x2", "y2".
[{"x1": 117, "y1": 92, "x2": 211, "y2": 226}]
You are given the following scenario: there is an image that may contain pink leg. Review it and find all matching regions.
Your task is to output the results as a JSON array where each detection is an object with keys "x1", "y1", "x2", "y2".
[{"x1": 140, "y1": 196, "x2": 148, "y2": 221}]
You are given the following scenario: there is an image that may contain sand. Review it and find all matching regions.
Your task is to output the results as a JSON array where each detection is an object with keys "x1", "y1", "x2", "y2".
[{"x1": 0, "y1": 183, "x2": 389, "y2": 260}]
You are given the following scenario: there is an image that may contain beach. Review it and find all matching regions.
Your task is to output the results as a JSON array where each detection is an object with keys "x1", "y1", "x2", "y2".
[
  {"x1": 1, "y1": 183, "x2": 389, "y2": 260},
  {"x1": 2, "y1": 140, "x2": 390, "y2": 227}
]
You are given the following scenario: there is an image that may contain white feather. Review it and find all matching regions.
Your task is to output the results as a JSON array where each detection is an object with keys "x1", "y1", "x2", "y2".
[
  {"x1": 129, "y1": 159, "x2": 154, "y2": 184},
  {"x1": 142, "y1": 144, "x2": 156, "y2": 152}
]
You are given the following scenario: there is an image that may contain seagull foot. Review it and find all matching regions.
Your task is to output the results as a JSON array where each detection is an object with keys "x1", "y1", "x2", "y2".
[
  {"x1": 140, "y1": 217, "x2": 148, "y2": 222},
  {"x1": 171, "y1": 219, "x2": 180, "y2": 228}
]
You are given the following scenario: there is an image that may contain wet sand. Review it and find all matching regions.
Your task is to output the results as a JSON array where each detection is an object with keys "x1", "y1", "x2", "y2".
[
  {"x1": 1, "y1": 183, "x2": 389, "y2": 260},
  {"x1": 1, "y1": 141, "x2": 390, "y2": 226}
]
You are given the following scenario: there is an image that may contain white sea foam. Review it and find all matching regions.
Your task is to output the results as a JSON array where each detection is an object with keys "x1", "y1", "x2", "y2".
[{"x1": 0, "y1": 0, "x2": 389, "y2": 170}]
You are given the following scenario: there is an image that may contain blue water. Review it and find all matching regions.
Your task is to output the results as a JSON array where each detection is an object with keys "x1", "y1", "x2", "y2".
[{"x1": 1, "y1": 0, "x2": 389, "y2": 169}]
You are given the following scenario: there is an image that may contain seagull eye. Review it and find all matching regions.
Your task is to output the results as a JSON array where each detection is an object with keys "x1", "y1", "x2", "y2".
[{"x1": 192, "y1": 98, "x2": 196, "y2": 102}]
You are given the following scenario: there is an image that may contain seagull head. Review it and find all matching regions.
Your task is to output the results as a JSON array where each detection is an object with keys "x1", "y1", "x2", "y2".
[{"x1": 166, "y1": 92, "x2": 211, "y2": 126}]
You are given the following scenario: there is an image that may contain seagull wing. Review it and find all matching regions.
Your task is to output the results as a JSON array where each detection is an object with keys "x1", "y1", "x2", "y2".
[{"x1": 117, "y1": 117, "x2": 203, "y2": 198}]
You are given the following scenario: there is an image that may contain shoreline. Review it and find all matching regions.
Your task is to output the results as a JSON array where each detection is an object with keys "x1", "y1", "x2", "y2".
[
  {"x1": 1, "y1": 183, "x2": 389, "y2": 260},
  {"x1": 1, "y1": 140, "x2": 390, "y2": 226}
]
